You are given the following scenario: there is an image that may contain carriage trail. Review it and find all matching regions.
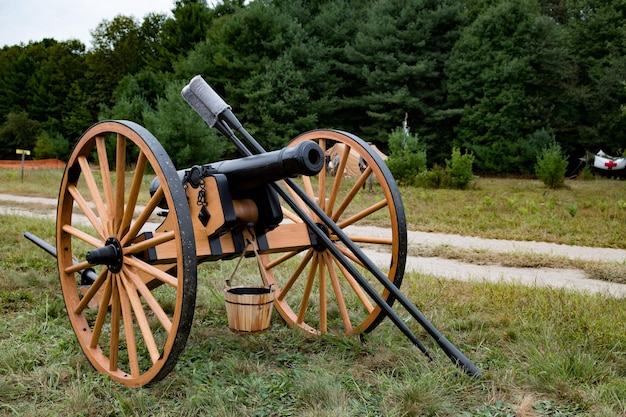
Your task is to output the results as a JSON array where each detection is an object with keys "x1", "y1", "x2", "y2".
[{"x1": 2, "y1": 192, "x2": 625, "y2": 298}]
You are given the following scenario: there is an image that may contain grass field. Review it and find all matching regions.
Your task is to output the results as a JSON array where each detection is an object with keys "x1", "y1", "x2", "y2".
[{"x1": 0, "y1": 169, "x2": 625, "y2": 416}]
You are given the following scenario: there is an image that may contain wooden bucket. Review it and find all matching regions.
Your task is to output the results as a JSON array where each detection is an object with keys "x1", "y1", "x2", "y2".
[{"x1": 224, "y1": 284, "x2": 274, "y2": 333}]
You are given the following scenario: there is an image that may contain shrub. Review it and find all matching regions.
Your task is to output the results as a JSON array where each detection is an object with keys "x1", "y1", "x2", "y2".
[
  {"x1": 415, "y1": 164, "x2": 449, "y2": 188},
  {"x1": 386, "y1": 127, "x2": 427, "y2": 185},
  {"x1": 535, "y1": 142, "x2": 568, "y2": 189},
  {"x1": 446, "y1": 147, "x2": 474, "y2": 189},
  {"x1": 34, "y1": 131, "x2": 69, "y2": 160},
  {"x1": 576, "y1": 164, "x2": 594, "y2": 181},
  {"x1": 415, "y1": 148, "x2": 474, "y2": 189}
]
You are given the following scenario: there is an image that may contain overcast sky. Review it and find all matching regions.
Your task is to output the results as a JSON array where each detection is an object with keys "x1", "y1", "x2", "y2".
[{"x1": 0, "y1": 0, "x2": 177, "y2": 48}]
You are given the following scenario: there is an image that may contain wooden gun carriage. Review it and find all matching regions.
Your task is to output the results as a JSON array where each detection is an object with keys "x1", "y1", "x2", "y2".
[{"x1": 25, "y1": 76, "x2": 480, "y2": 387}]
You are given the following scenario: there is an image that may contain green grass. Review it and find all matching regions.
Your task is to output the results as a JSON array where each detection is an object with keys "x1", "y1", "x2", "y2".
[
  {"x1": 401, "y1": 177, "x2": 626, "y2": 249},
  {"x1": 0, "y1": 169, "x2": 64, "y2": 197},
  {"x1": 1, "y1": 214, "x2": 625, "y2": 416}
]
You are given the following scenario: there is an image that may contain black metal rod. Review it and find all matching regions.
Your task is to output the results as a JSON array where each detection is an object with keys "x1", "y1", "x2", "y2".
[
  {"x1": 23, "y1": 232, "x2": 97, "y2": 284},
  {"x1": 24, "y1": 231, "x2": 57, "y2": 258}
]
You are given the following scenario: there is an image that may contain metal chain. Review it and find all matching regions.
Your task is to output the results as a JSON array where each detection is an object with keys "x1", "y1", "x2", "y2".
[{"x1": 196, "y1": 178, "x2": 207, "y2": 207}]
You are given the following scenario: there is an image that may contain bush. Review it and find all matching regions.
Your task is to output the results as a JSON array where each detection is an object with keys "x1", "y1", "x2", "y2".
[
  {"x1": 415, "y1": 164, "x2": 449, "y2": 188},
  {"x1": 34, "y1": 131, "x2": 69, "y2": 160},
  {"x1": 535, "y1": 142, "x2": 568, "y2": 189},
  {"x1": 386, "y1": 127, "x2": 427, "y2": 185},
  {"x1": 414, "y1": 148, "x2": 474, "y2": 190},
  {"x1": 446, "y1": 147, "x2": 474, "y2": 189},
  {"x1": 576, "y1": 164, "x2": 595, "y2": 181}
]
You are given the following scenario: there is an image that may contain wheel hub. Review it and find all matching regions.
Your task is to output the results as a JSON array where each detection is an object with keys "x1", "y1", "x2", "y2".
[
  {"x1": 312, "y1": 222, "x2": 330, "y2": 251},
  {"x1": 86, "y1": 237, "x2": 124, "y2": 273}
]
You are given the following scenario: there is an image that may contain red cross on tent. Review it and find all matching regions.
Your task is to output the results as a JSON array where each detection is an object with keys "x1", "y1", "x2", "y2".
[{"x1": 605, "y1": 159, "x2": 618, "y2": 169}]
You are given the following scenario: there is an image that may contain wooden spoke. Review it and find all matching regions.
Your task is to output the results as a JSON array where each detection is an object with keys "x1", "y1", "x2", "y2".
[
  {"x1": 324, "y1": 251, "x2": 353, "y2": 334},
  {"x1": 57, "y1": 121, "x2": 196, "y2": 387},
  {"x1": 346, "y1": 235, "x2": 393, "y2": 245},
  {"x1": 316, "y1": 141, "x2": 328, "y2": 213},
  {"x1": 318, "y1": 253, "x2": 328, "y2": 333},
  {"x1": 109, "y1": 276, "x2": 121, "y2": 372},
  {"x1": 61, "y1": 224, "x2": 103, "y2": 248},
  {"x1": 264, "y1": 248, "x2": 304, "y2": 270},
  {"x1": 68, "y1": 185, "x2": 105, "y2": 238},
  {"x1": 64, "y1": 260, "x2": 95, "y2": 275},
  {"x1": 90, "y1": 276, "x2": 113, "y2": 349},
  {"x1": 281, "y1": 207, "x2": 303, "y2": 223},
  {"x1": 124, "y1": 256, "x2": 178, "y2": 288},
  {"x1": 124, "y1": 230, "x2": 176, "y2": 255},
  {"x1": 77, "y1": 155, "x2": 110, "y2": 234},
  {"x1": 114, "y1": 134, "x2": 126, "y2": 231},
  {"x1": 336, "y1": 244, "x2": 367, "y2": 269},
  {"x1": 327, "y1": 143, "x2": 351, "y2": 214},
  {"x1": 119, "y1": 152, "x2": 147, "y2": 239},
  {"x1": 297, "y1": 254, "x2": 319, "y2": 325},
  {"x1": 330, "y1": 253, "x2": 375, "y2": 314},
  {"x1": 281, "y1": 179, "x2": 312, "y2": 219},
  {"x1": 120, "y1": 186, "x2": 163, "y2": 246},
  {"x1": 118, "y1": 276, "x2": 141, "y2": 377},
  {"x1": 325, "y1": 147, "x2": 347, "y2": 215},
  {"x1": 331, "y1": 170, "x2": 370, "y2": 222},
  {"x1": 126, "y1": 266, "x2": 172, "y2": 333},
  {"x1": 122, "y1": 275, "x2": 160, "y2": 364},
  {"x1": 74, "y1": 268, "x2": 108, "y2": 314},
  {"x1": 261, "y1": 129, "x2": 406, "y2": 336},
  {"x1": 302, "y1": 176, "x2": 316, "y2": 203},
  {"x1": 336, "y1": 199, "x2": 388, "y2": 229},
  {"x1": 273, "y1": 249, "x2": 314, "y2": 302},
  {"x1": 96, "y1": 136, "x2": 115, "y2": 224}
]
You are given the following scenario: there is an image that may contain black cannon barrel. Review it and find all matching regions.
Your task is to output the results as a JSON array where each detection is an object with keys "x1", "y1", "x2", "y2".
[
  {"x1": 151, "y1": 140, "x2": 324, "y2": 199},
  {"x1": 207, "y1": 140, "x2": 323, "y2": 194}
]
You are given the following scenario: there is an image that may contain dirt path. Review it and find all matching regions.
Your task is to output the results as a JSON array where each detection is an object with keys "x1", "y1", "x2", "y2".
[
  {"x1": 346, "y1": 225, "x2": 626, "y2": 298},
  {"x1": 3, "y1": 193, "x2": 625, "y2": 298}
]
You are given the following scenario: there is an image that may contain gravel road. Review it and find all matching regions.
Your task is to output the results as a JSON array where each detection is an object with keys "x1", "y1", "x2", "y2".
[{"x1": 3, "y1": 193, "x2": 625, "y2": 298}]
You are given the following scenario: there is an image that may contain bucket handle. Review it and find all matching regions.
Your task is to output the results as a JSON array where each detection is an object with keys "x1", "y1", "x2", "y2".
[{"x1": 225, "y1": 236, "x2": 272, "y2": 290}]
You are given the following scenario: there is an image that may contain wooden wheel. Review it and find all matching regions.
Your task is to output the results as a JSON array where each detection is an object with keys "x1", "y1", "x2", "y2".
[
  {"x1": 56, "y1": 120, "x2": 197, "y2": 387},
  {"x1": 261, "y1": 130, "x2": 407, "y2": 336}
]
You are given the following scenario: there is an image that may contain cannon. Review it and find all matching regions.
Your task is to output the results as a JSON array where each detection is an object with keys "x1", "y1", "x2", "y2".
[{"x1": 25, "y1": 75, "x2": 480, "y2": 387}]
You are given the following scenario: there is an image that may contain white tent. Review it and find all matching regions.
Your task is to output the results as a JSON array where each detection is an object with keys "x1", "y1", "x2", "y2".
[{"x1": 326, "y1": 143, "x2": 387, "y2": 177}]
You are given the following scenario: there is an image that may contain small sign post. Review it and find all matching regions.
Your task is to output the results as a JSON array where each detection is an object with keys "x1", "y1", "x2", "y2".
[{"x1": 16, "y1": 149, "x2": 31, "y2": 181}]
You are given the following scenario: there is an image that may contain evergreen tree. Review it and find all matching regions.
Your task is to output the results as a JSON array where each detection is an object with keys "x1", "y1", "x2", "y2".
[
  {"x1": 446, "y1": 0, "x2": 570, "y2": 173},
  {"x1": 87, "y1": 15, "x2": 148, "y2": 109},
  {"x1": 0, "y1": 112, "x2": 41, "y2": 159},
  {"x1": 143, "y1": 81, "x2": 229, "y2": 167},
  {"x1": 344, "y1": 0, "x2": 464, "y2": 159},
  {"x1": 158, "y1": 0, "x2": 214, "y2": 72},
  {"x1": 562, "y1": 0, "x2": 626, "y2": 153}
]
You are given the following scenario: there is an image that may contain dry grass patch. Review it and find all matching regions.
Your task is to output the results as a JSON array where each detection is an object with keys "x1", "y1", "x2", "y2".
[{"x1": 410, "y1": 244, "x2": 626, "y2": 284}]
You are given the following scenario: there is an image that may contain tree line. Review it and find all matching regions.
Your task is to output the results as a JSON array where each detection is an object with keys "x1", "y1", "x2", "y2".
[{"x1": 1, "y1": 0, "x2": 625, "y2": 174}]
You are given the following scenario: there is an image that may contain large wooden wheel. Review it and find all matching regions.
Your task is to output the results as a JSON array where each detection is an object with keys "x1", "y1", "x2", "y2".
[
  {"x1": 56, "y1": 120, "x2": 197, "y2": 387},
  {"x1": 261, "y1": 130, "x2": 407, "y2": 336}
]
